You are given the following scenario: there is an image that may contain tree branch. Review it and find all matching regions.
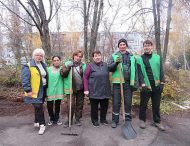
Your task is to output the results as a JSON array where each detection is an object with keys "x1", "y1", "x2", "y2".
[
  {"x1": 0, "y1": 1, "x2": 35, "y2": 26},
  {"x1": 49, "y1": 0, "x2": 62, "y2": 22},
  {"x1": 48, "y1": 0, "x2": 53, "y2": 21},
  {"x1": 124, "y1": 8, "x2": 153, "y2": 21},
  {"x1": 16, "y1": 0, "x2": 42, "y2": 34}
]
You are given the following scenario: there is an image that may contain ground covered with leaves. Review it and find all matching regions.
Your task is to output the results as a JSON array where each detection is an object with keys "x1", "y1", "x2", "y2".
[{"x1": 0, "y1": 67, "x2": 190, "y2": 117}]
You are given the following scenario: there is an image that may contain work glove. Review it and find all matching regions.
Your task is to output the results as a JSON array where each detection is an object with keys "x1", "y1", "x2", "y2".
[
  {"x1": 158, "y1": 84, "x2": 164, "y2": 94},
  {"x1": 116, "y1": 57, "x2": 122, "y2": 64},
  {"x1": 141, "y1": 86, "x2": 151, "y2": 93},
  {"x1": 130, "y1": 86, "x2": 138, "y2": 92},
  {"x1": 67, "y1": 62, "x2": 74, "y2": 69}
]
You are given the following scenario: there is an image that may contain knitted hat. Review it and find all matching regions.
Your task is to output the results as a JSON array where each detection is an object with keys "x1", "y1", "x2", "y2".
[{"x1": 118, "y1": 38, "x2": 128, "y2": 47}]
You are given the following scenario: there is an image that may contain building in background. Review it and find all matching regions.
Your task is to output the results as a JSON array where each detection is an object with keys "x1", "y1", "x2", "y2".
[{"x1": 0, "y1": 31, "x2": 144, "y2": 65}]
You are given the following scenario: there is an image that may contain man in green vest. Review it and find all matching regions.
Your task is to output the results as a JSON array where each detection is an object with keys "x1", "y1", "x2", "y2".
[
  {"x1": 108, "y1": 38, "x2": 138, "y2": 128},
  {"x1": 60, "y1": 49, "x2": 86, "y2": 127},
  {"x1": 137, "y1": 40, "x2": 165, "y2": 131}
]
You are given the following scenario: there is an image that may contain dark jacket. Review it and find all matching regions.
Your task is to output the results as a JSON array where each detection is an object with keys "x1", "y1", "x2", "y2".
[
  {"x1": 108, "y1": 51, "x2": 139, "y2": 90},
  {"x1": 21, "y1": 59, "x2": 48, "y2": 104},
  {"x1": 88, "y1": 62, "x2": 111, "y2": 99},
  {"x1": 60, "y1": 61, "x2": 85, "y2": 93}
]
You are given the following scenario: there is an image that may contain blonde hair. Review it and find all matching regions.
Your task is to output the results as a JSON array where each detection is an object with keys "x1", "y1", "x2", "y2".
[{"x1": 32, "y1": 48, "x2": 45, "y2": 62}]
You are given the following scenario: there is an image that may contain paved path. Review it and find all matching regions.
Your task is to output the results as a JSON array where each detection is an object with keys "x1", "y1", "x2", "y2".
[
  {"x1": 0, "y1": 112, "x2": 190, "y2": 146},
  {"x1": 0, "y1": 114, "x2": 158, "y2": 146}
]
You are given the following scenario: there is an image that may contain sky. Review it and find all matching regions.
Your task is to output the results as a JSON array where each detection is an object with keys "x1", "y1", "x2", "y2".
[
  {"x1": 46, "y1": 0, "x2": 153, "y2": 32},
  {"x1": 0, "y1": 0, "x2": 153, "y2": 33}
]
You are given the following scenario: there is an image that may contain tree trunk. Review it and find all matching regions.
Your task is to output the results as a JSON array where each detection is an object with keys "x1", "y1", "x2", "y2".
[
  {"x1": 89, "y1": 0, "x2": 99, "y2": 60},
  {"x1": 163, "y1": 0, "x2": 172, "y2": 64},
  {"x1": 152, "y1": 0, "x2": 161, "y2": 56},
  {"x1": 41, "y1": 21, "x2": 51, "y2": 58},
  {"x1": 83, "y1": 0, "x2": 88, "y2": 62},
  {"x1": 89, "y1": 0, "x2": 103, "y2": 61}
]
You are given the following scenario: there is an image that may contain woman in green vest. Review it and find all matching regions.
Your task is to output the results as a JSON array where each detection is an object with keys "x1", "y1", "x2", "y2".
[
  {"x1": 46, "y1": 55, "x2": 64, "y2": 126},
  {"x1": 60, "y1": 49, "x2": 86, "y2": 127}
]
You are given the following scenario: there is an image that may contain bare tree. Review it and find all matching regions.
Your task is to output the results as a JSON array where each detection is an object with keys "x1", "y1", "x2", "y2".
[
  {"x1": 163, "y1": 0, "x2": 173, "y2": 63},
  {"x1": 8, "y1": 0, "x2": 22, "y2": 65},
  {"x1": 0, "y1": 25, "x2": 3, "y2": 62},
  {"x1": 89, "y1": 0, "x2": 103, "y2": 61},
  {"x1": 51, "y1": 0, "x2": 64, "y2": 56},
  {"x1": 102, "y1": 0, "x2": 122, "y2": 57},
  {"x1": 152, "y1": 0, "x2": 173, "y2": 64},
  {"x1": 83, "y1": 0, "x2": 92, "y2": 61},
  {"x1": 0, "y1": 0, "x2": 61, "y2": 58},
  {"x1": 23, "y1": 4, "x2": 33, "y2": 62},
  {"x1": 83, "y1": 0, "x2": 104, "y2": 61},
  {"x1": 152, "y1": 0, "x2": 162, "y2": 56}
]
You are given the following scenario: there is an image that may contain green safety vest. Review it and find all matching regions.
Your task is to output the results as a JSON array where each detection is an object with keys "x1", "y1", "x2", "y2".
[
  {"x1": 46, "y1": 66, "x2": 64, "y2": 101},
  {"x1": 137, "y1": 53, "x2": 161, "y2": 87},
  {"x1": 63, "y1": 61, "x2": 86, "y2": 94},
  {"x1": 111, "y1": 53, "x2": 136, "y2": 86}
]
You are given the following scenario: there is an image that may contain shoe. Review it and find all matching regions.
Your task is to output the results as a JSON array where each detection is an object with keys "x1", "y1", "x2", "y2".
[
  {"x1": 47, "y1": 121, "x2": 53, "y2": 126},
  {"x1": 153, "y1": 122, "x2": 165, "y2": 131},
  {"x1": 92, "y1": 121, "x2": 100, "y2": 127},
  {"x1": 139, "y1": 120, "x2": 146, "y2": 129},
  {"x1": 34, "y1": 123, "x2": 39, "y2": 128},
  {"x1": 75, "y1": 120, "x2": 82, "y2": 126},
  {"x1": 56, "y1": 120, "x2": 63, "y2": 125},
  {"x1": 63, "y1": 121, "x2": 69, "y2": 128},
  {"x1": 100, "y1": 120, "x2": 108, "y2": 125},
  {"x1": 111, "y1": 121, "x2": 117, "y2": 128},
  {"x1": 38, "y1": 125, "x2": 46, "y2": 135},
  {"x1": 63, "y1": 121, "x2": 73, "y2": 128}
]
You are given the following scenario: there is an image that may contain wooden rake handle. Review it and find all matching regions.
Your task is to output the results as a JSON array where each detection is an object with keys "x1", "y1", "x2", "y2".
[{"x1": 118, "y1": 64, "x2": 125, "y2": 121}]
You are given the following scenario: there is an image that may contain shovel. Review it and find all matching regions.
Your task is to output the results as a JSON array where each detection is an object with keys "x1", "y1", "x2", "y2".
[
  {"x1": 61, "y1": 66, "x2": 78, "y2": 136},
  {"x1": 118, "y1": 64, "x2": 137, "y2": 140}
]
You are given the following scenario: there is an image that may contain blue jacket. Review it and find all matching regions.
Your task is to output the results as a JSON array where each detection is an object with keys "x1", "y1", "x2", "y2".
[{"x1": 21, "y1": 59, "x2": 48, "y2": 104}]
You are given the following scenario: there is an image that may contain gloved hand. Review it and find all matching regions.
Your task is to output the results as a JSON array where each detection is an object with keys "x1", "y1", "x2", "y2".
[
  {"x1": 67, "y1": 62, "x2": 74, "y2": 68},
  {"x1": 116, "y1": 57, "x2": 121, "y2": 64},
  {"x1": 131, "y1": 86, "x2": 137, "y2": 92},
  {"x1": 158, "y1": 84, "x2": 164, "y2": 93},
  {"x1": 141, "y1": 86, "x2": 151, "y2": 93}
]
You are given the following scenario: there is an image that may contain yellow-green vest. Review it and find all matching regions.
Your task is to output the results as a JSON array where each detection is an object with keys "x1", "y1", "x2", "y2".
[
  {"x1": 64, "y1": 61, "x2": 86, "y2": 94},
  {"x1": 137, "y1": 53, "x2": 160, "y2": 87},
  {"x1": 111, "y1": 54, "x2": 136, "y2": 86}
]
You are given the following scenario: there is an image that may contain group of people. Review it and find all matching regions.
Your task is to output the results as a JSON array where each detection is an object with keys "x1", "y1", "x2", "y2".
[{"x1": 21, "y1": 39, "x2": 165, "y2": 135}]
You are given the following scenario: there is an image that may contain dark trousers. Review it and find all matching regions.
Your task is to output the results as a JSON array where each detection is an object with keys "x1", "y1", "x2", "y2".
[
  {"x1": 42, "y1": 85, "x2": 47, "y2": 103},
  {"x1": 47, "y1": 100, "x2": 61, "y2": 122},
  {"x1": 32, "y1": 85, "x2": 46, "y2": 125},
  {"x1": 112, "y1": 83, "x2": 133, "y2": 123},
  {"x1": 90, "y1": 98, "x2": 109, "y2": 123},
  {"x1": 66, "y1": 90, "x2": 84, "y2": 121},
  {"x1": 32, "y1": 103, "x2": 45, "y2": 125},
  {"x1": 139, "y1": 85, "x2": 161, "y2": 123}
]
